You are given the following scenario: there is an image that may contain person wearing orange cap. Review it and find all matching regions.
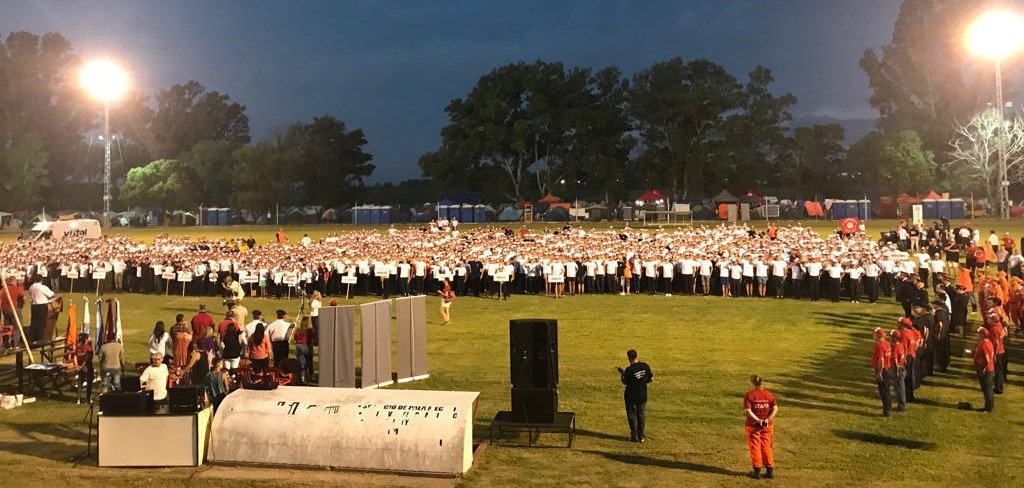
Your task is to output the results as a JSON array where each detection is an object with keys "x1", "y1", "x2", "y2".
[
  {"x1": 897, "y1": 317, "x2": 919, "y2": 402},
  {"x1": 743, "y1": 374, "x2": 777, "y2": 479},
  {"x1": 973, "y1": 327, "x2": 996, "y2": 412},
  {"x1": 872, "y1": 327, "x2": 894, "y2": 416},
  {"x1": 890, "y1": 329, "x2": 907, "y2": 412}
]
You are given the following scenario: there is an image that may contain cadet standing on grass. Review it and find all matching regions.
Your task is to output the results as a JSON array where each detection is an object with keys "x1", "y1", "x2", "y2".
[
  {"x1": 618, "y1": 349, "x2": 653, "y2": 443},
  {"x1": 744, "y1": 374, "x2": 777, "y2": 479},
  {"x1": 872, "y1": 327, "x2": 894, "y2": 416}
]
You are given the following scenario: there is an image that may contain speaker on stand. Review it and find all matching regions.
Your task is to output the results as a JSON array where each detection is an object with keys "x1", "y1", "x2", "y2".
[{"x1": 509, "y1": 319, "x2": 558, "y2": 422}]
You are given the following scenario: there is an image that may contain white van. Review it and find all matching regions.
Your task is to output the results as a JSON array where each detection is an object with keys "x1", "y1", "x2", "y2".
[{"x1": 26, "y1": 219, "x2": 103, "y2": 240}]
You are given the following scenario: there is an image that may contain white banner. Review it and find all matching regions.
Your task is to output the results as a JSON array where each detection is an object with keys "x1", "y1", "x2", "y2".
[
  {"x1": 494, "y1": 273, "x2": 509, "y2": 283},
  {"x1": 92, "y1": 271, "x2": 107, "y2": 280},
  {"x1": 341, "y1": 276, "x2": 358, "y2": 285},
  {"x1": 161, "y1": 271, "x2": 176, "y2": 280},
  {"x1": 548, "y1": 276, "x2": 564, "y2": 283},
  {"x1": 282, "y1": 272, "x2": 299, "y2": 286},
  {"x1": 177, "y1": 271, "x2": 194, "y2": 282},
  {"x1": 241, "y1": 274, "x2": 260, "y2": 284},
  {"x1": 67, "y1": 270, "x2": 80, "y2": 279}
]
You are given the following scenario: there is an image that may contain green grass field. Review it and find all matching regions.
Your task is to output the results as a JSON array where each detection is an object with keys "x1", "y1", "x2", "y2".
[{"x1": 2, "y1": 220, "x2": 1024, "y2": 487}]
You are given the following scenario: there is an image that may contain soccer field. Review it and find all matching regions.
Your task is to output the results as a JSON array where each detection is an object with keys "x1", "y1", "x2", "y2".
[{"x1": 2, "y1": 290, "x2": 1023, "y2": 487}]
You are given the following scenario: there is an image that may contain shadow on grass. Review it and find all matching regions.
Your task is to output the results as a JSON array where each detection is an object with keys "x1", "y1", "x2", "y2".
[
  {"x1": 0, "y1": 420, "x2": 89, "y2": 463},
  {"x1": 575, "y1": 428, "x2": 627, "y2": 442},
  {"x1": 832, "y1": 429, "x2": 937, "y2": 451},
  {"x1": 581, "y1": 450, "x2": 747, "y2": 477}
]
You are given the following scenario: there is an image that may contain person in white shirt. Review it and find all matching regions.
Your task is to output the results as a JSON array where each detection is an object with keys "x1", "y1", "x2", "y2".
[
  {"x1": 309, "y1": 291, "x2": 322, "y2": 342},
  {"x1": 804, "y1": 260, "x2": 823, "y2": 301},
  {"x1": 27, "y1": 274, "x2": 55, "y2": 344},
  {"x1": 139, "y1": 353, "x2": 170, "y2": 403},
  {"x1": 741, "y1": 260, "x2": 755, "y2": 297},
  {"x1": 699, "y1": 258, "x2": 714, "y2": 296},
  {"x1": 846, "y1": 263, "x2": 864, "y2": 303},
  {"x1": 826, "y1": 261, "x2": 845, "y2": 302},
  {"x1": 927, "y1": 254, "x2": 945, "y2": 289},
  {"x1": 148, "y1": 321, "x2": 171, "y2": 358},
  {"x1": 659, "y1": 261, "x2": 674, "y2": 296},
  {"x1": 265, "y1": 310, "x2": 294, "y2": 367},
  {"x1": 770, "y1": 257, "x2": 787, "y2": 299},
  {"x1": 864, "y1": 261, "x2": 881, "y2": 303},
  {"x1": 244, "y1": 311, "x2": 266, "y2": 346},
  {"x1": 755, "y1": 259, "x2": 770, "y2": 298},
  {"x1": 301, "y1": 234, "x2": 313, "y2": 247}
]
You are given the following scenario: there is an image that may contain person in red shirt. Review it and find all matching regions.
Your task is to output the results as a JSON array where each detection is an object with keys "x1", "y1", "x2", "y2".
[
  {"x1": 897, "y1": 318, "x2": 919, "y2": 402},
  {"x1": 871, "y1": 328, "x2": 894, "y2": 416},
  {"x1": 987, "y1": 317, "x2": 1007, "y2": 394},
  {"x1": 1, "y1": 276, "x2": 26, "y2": 348},
  {"x1": 743, "y1": 374, "x2": 777, "y2": 479},
  {"x1": 217, "y1": 310, "x2": 238, "y2": 338},
  {"x1": 890, "y1": 329, "x2": 907, "y2": 412},
  {"x1": 190, "y1": 304, "x2": 215, "y2": 342},
  {"x1": 973, "y1": 327, "x2": 996, "y2": 412}
]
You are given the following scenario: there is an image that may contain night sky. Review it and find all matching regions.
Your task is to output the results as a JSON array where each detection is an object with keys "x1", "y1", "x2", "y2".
[{"x1": 1, "y1": 0, "x2": 903, "y2": 182}]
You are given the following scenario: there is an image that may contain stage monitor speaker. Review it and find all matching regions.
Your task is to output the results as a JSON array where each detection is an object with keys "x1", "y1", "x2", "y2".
[
  {"x1": 510, "y1": 387, "x2": 557, "y2": 423},
  {"x1": 509, "y1": 319, "x2": 558, "y2": 389},
  {"x1": 168, "y1": 385, "x2": 207, "y2": 413},
  {"x1": 120, "y1": 375, "x2": 141, "y2": 392},
  {"x1": 99, "y1": 390, "x2": 154, "y2": 415}
]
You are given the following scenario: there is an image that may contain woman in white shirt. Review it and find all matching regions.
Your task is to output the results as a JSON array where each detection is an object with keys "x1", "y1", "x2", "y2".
[
  {"x1": 309, "y1": 290, "x2": 322, "y2": 345},
  {"x1": 148, "y1": 321, "x2": 172, "y2": 359}
]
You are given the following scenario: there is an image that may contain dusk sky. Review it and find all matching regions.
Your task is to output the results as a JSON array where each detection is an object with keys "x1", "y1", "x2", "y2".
[{"x1": 1, "y1": 0, "x2": 905, "y2": 182}]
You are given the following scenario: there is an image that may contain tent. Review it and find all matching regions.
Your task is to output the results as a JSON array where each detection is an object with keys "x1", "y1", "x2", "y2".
[
  {"x1": 712, "y1": 190, "x2": 738, "y2": 203},
  {"x1": 497, "y1": 206, "x2": 523, "y2": 222},
  {"x1": 896, "y1": 193, "x2": 920, "y2": 205},
  {"x1": 636, "y1": 189, "x2": 665, "y2": 203},
  {"x1": 740, "y1": 190, "x2": 764, "y2": 206},
  {"x1": 804, "y1": 201, "x2": 825, "y2": 218},
  {"x1": 538, "y1": 194, "x2": 562, "y2": 204},
  {"x1": 920, "y1": 189, "x2": 941, "y2": 200},
  {"x1": 543, "y1": 206, "x2": 570, "y2": 221}
]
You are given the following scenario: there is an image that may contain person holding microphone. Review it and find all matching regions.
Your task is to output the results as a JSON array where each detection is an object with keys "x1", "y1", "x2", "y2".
[
  {"x1": 743, "y1": 374, "x2": 777, "y2": 479},
  {"x1": 617, "y1": 349, "x2": 653, "y2": 443}
]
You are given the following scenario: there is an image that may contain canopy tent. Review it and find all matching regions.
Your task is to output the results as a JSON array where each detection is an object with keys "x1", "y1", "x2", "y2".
[
  {"x1": 712, "y1": 190, "x2": 738, "y2": 203},
  {"x1": 497, "y1": 206, "x2": 523, "y2": 221},
  {"x1": 636, "y1": 189, "x2": 665, "y2": 202},
  {"x1": 896, "y1": 193, "x2": 919, "y2": 205},
  {"x1": 804, "y1": 201, "x2": 825, "y2": 217},
  {"x1": 538, "y1": 194, "x2": 563, "y2": 204},
  {"x1": 920, "y1": 189, "x2": 941, "y2": 200},
  {"x1": 542, "y1": 206, "x2": 570, "y2": 221},
  {"x1": 741, "y1": 190, "x2": 764, "y2": 206}
]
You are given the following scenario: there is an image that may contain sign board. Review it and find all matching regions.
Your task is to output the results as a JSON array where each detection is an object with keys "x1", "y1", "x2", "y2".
[
  {"x1": 341, "y1": 276, "x2": 358, "y2": 285},
  {"x1": 177, "y1": 271, "x2": 194, "y2": 282},
  {"x1": 494, "y1": 273, "x2": 509, "y2": 283},
  {"x1": 67, "y1": 270, "x2": 80, "y2": 279},
  {"x1": 912, "y1": 204, "x2": 923, "y2": 226},
  {"x1": 375, "y1": 268, "x2": 391, "y2": 278},
  {"x1": 548, "y1": 275, "x2": 564, "y2": 283},
  {"x1": 241, "y1": 274, "x2": 260, "y2": 284},
  {"x1": 92, "y1": 271, "x2": 107, "y2": 280},
  {"x1": 161, "y1": 271, "x2": 177, "y2": 280},
  {"x1": 282, "y1": 273, "x2": 298, "y2": 286}
]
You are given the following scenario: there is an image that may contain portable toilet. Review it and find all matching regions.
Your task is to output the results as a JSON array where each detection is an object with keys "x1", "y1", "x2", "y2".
[
  {"x1": 204, "y1": 208, "x2": 218, "y2": 226},
  {"x1": 217, "y1": 208, "x2": 230, "y2": 226},
  {"x1": 367, "y1": 206, "x2": 379, "y2": 224},
  {"x1": 473, "y1": 204, "x2": 487, "y2": 223},
  {"x1": 460, "y1": 204, "x2": 475, "y2": 223},
  {"x1": 380, "y1": 206, "x2": 393, "y2": 224},
  {"x1": 937, "y1": 199, "x2": 952, "y2": 219},
  {"x1": 950, "y1": 199, "x2": 966, "y2": 219},
  {"x1": 855, "y1": 199, "x2": 872, "y2": 220},
  {"x1": 831, "y1": 200, "x2": 847, "y2": 220},
  {"x1": 922, "y1": 199, "x2": 938, "y2": 219}
]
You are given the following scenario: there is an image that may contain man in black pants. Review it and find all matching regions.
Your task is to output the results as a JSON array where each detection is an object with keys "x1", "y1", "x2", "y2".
[{"x1": 618, "y1": 349, "x2": 653, "y2": 443}]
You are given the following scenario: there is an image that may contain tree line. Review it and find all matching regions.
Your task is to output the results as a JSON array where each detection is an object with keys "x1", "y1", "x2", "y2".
[{"x1": 0, "y1": 31, "x2": 374, "y2": 214}]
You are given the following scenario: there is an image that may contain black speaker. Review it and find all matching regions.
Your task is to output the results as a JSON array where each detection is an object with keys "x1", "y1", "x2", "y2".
[
  {"x1": 100, "y1": 390, "x2": 154, "y2": 415},
  {"x1": 511, "y1": 387, "x2": 558, "y2": 423},
  {"x1": 120, "y1": 375, "x2": 141, "y2": 392},
  {"x1": 510, "y1": 319, "x2": 558, "y2": 389},
  {"x1": 168, "y1": 385, "x2": 207, "y2": 413}
]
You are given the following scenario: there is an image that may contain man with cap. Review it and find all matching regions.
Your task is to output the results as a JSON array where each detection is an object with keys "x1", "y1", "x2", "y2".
[
  {"x1": 932, "y1": 300, "x2": 951, "y2": 373},
  {"x1": 890, "y1": 329, "x2": 907, "y2": 412},
  {"x1": 973, "y1": 327, "x2": 996, "y2": 412},
  {"x1": 872, "y1": 327, "x2": 894, "y2": 416},
  {"x1": 898, "y1": 317, "x2": 920, "y2": 402},
  {"x1": 987, "y1": 313, "x2": 1007, "y2": 394}
]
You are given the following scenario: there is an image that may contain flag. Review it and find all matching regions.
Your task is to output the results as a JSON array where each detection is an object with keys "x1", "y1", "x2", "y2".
[
  {"x1": 64, "y1": 303, "x2": 78, "y2": 367},
  {"x1": 840, "y1": 217, "x2": 860, "y2": 235}
]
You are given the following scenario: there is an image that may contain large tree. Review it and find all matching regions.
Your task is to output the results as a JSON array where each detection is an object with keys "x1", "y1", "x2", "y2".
[
  {"x1": 720, "y1": 66, "x2": 796, "y2": 191},
  {"x1": 420, "y1": 61, "x2": 611, "y2": 201},
  {"x1": 786, "y1": 124, "x2": 847, "y2": 197},
  {"x1": 860, "y1": 0, "x2": 987, "y2": 157},
  {"x1": 118, "y1": 158, "x2": 193, "y2": 210},
  {"x1": 151, "y1": 80, "x2": 250, "y2": 158},
  {"x1": 297, "y1": 115, "x2": 374, "y2": 205},
  {"x1": 232, "y1": 124, "x2": 304, "y2": 212},
  {"x1": 0, "y1": 31, "x2": 92, "y2": 207},
  {"x1": 1, "y1": 133, "x2": 49, "y2": 209},
  {"x1": 629, "y1": 57, "x2": 743, "y2": 198},
  {"x1": 176, "y1": 140, "x2": 236, "y2": 207},
  {"x1": 947, "y1": 108, "x2": 1024, "y2": 204},
  {"x1": 875, "y1": 130, "x2": 937, "y2": 194}
]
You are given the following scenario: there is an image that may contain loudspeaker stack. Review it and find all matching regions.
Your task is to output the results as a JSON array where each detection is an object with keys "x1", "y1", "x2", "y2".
[{"x1": 509, "y1": 319, "x2": 559, "y2": 422}]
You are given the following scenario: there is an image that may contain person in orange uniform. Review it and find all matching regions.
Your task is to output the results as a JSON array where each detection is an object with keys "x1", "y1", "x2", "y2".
[
  {"x1": 890, "y1": 329, "x2": 907, "y2": 413},
  {"x1": 973, "y1": 327, "x2": 996, "y2": 412},
  {"x1": 897, "y1": 318, "x2": 920, "y2": 402},
  {"x1": 986, "y1": 314, "x2": 1007, "y2": 394},
  {"x1": 871, "y1": 327, "x2": 894, "y2": 416},
  {"x1": 743, "y1": 374, "x2": 777, "y2": 479}
]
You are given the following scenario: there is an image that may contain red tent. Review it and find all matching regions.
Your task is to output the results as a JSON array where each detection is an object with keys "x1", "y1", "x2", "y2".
[
  {"x1": 920, "y1": 189, "x2": 941, "y2": 200},
  {"x1": 637, "y1": 189, "x2": 665, "y2": 202},
  {"x1": 896, "y1": 193, "x2": 920, "y2": 205},
  {"x1": 743, "y1": 190, "x2": 764, "y2": 205},
  {"x1": 538, "y1": 194, "x2": 562, "y2": 204}
]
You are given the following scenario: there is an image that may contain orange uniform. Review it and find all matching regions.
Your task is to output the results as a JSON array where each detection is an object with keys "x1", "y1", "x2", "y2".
[{"x1": 743, "y1": 388, "x2": 777, "y2": 469}]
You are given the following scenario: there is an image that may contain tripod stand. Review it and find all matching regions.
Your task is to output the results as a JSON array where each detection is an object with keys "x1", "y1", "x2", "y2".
[{"x1": 70, "y1": 369, "x2": 98, "y2": 463}]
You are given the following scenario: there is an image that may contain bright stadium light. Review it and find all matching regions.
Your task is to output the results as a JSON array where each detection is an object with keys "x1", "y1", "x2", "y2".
[
  {"x1": 79, "y1": 59, "x2": 128, "y2": 102},
  {"x1": 966, "y1": 9, "x2": 1024, "y2": 219},
  {"x1": 80, "y1": 59, "x2": 129, "y2": 227}
]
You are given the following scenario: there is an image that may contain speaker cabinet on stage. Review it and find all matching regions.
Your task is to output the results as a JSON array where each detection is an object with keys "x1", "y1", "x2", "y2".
[
  {"x1": 510, "y1": 319, "x2": 559, "y2": 389},
  {"x1": 120, "y1": 375, "x2": 141, "y2": 392},
  {"x1": 169, "y1": 385, "x2": 207, "y2": 413},
  {"x1": 510, "y1": 387, "x2": 558, "y2": 423},
  {"x1": 100, "y1": 390, "x2": 154, "y2": 415}
]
